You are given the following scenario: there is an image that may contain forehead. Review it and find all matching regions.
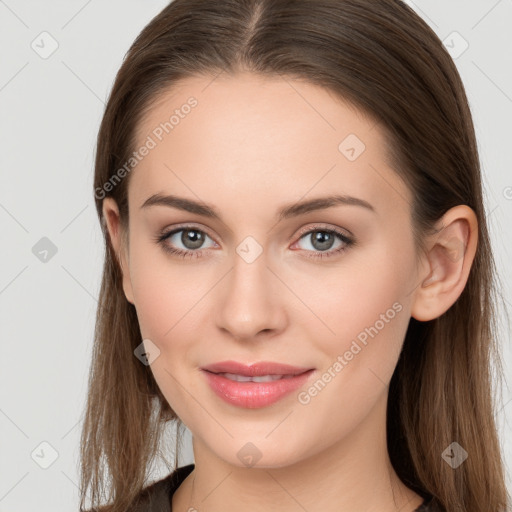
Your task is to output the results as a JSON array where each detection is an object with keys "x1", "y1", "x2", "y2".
[{"x1": 129, "y1": 72, "x2": 411, "y2": 219}]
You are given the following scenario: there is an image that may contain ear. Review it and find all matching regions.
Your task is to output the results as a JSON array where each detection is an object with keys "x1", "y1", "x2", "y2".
[
  {"x1": 102, "y1": 197, "x2": 135, "y2": 305},
  {"x1": 411, "y1": 205, "x2": 478, "y2": 322}
]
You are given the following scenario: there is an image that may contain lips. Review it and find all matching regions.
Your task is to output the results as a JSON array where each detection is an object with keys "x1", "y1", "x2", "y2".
[
  {"x1": 201, "y1": 360, "x2": 312, "y2": 377},
  {"x1": 200, "y1": 360, "x2": 315, "y2": 408}
]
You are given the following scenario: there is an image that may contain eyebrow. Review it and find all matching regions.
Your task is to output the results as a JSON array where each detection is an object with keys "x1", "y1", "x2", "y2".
[{"x1": 140, "y1": 193, "x2": 376, "y2": 221}]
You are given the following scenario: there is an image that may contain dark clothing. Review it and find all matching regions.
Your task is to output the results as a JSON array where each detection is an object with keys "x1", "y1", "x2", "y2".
[{"x1": 128, "y1": 463, "x2": 442, "y2": 511}]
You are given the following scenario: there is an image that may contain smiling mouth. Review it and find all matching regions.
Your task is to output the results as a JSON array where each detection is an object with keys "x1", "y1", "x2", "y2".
[{"x1": 201, "y1": 368, "x2": 315, "y2": 409}]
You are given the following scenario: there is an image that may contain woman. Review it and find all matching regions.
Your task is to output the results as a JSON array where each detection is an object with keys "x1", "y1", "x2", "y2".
[{"x1": 80, "y1": 0, "x2": 510, "y2": 511}]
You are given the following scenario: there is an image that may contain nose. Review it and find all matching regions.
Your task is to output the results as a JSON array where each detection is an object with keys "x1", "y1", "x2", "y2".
[{"x1": 214, "y1": 247, "x2": 287, "y2": 342}]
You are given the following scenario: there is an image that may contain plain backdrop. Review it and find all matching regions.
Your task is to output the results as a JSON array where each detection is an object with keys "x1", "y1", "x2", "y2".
[{"x1": 0, "y1": 1, "x2": 511, "y2": 510}]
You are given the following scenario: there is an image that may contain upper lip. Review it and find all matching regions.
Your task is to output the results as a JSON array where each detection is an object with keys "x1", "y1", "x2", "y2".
[{"x1": 201, "y1": 360, "x2": 313, "y2": 377}]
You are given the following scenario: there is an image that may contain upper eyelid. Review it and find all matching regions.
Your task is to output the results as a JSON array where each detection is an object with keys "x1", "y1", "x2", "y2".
[
  {"x1": 163, "y1": 223, "x2": 219, "y2": 244},
  {"x1": 295, "y1": 223, "x2": 353, "y2": 239}
]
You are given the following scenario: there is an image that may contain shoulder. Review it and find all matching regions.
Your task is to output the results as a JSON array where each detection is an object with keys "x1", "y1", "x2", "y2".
[{"x1": 127, "y1": 464, "x2": 195, "y2": 512}]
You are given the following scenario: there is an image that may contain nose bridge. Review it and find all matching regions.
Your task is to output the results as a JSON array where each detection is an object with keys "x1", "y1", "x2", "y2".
[{"x1": 215, "y1": 237, "x2": 284, "y2": 339}]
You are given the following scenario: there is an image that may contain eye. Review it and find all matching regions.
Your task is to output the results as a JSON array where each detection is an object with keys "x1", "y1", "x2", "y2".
[
  {"x1": 154, "y1": 224, "x2": 355, "y2": 260},
  {"x1": 292, "y1": 225, "x2": 355, "y2": 260},
  {"x1": 154, "y1": 225, "x2": 217, "y2": 259}
]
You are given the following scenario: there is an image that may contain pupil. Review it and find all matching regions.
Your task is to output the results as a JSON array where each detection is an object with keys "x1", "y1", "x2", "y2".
[
  {"x1": 313, "y1": 231, "x2": 334, "y2": 251},
  {"x1": 183, "y1": 229, "x2": 204, "y2": 249}
]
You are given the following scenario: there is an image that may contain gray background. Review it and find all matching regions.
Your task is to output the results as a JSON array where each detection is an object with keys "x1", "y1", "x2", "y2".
[{"x1": 0, "y1": 0, "x2": 511, "y2": 510}]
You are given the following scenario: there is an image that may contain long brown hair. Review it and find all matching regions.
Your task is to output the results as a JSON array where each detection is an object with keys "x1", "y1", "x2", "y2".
[{"x1": 80, "y1": 1, "x2": 510, "y2": 510}]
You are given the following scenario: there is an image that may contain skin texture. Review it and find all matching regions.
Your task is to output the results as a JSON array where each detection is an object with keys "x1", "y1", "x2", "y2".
[{"x1": 102, "y1": 72, "x2": 478, "y2": 512}]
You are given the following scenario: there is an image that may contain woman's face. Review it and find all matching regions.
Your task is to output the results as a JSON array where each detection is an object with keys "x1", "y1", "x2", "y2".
[{"x1": 107, "y1": 72, "x2": 425, "y2": 468}]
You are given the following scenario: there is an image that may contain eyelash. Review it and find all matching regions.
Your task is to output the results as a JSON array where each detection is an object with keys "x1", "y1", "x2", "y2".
[{"x1": 153, "y1": 224, "x2": 355, "y2": 261}]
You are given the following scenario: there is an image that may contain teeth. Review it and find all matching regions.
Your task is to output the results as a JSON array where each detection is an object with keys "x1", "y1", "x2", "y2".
[{"x1": 218, "y1": 372, "x2": 295, "y2": 382}]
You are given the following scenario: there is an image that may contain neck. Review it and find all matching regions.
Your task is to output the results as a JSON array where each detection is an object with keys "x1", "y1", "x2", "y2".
[{"x1": 173, "y1": 397, "x2": 424, "y2": 512}]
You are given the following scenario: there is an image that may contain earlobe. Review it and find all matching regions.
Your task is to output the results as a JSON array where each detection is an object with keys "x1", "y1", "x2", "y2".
[
  {"x1": 411, "y1": 205, "x2": 478, "y2": 322},
  {"x1": 101, "y1": 198, "x2": 135, "y2": 305}
]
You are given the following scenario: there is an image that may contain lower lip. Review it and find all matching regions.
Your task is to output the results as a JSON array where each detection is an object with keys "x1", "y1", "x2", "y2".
[{"x1": 201, "y1": 369, "x2": 314, "y2": 409}]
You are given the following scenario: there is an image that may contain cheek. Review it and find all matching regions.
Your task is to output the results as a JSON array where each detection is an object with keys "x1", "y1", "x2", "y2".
[
  {"x1": 292, "y1": 270, "x2": 410, "y2": 454},
  {"x1": 293, "y1": 246, "x2": 410, "y2": 342},
  {"x1": 127, "y1": 244, "x2": 208, "y2": 422},
  {"x1": 305, "y1": 244, "x2": 413, "y2": 390},
  {"x1": 127, "y1": 237, "x2": 208, "y2": 340}
]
